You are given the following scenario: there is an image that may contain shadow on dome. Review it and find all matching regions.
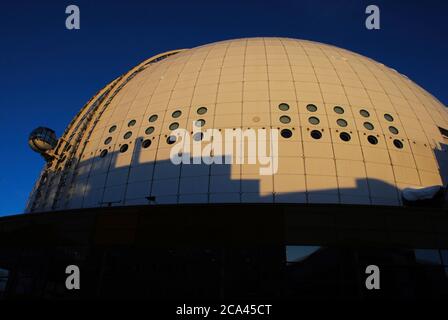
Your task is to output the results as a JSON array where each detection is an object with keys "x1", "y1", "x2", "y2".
[{"x1": 25, "y1": 134, "x2": 446, "y2": 212}]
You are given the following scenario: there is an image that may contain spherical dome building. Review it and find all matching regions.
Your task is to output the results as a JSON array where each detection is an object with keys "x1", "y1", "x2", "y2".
[
  {"x1": 26, "y1": 37, "x2": 448, "y2": 213},
  {"x1": 6, "y1": 37, "x2": 448, "y2": 301}
]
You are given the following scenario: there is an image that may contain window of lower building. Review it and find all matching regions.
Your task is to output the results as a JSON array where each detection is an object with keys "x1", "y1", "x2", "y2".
[
  {"x1": 441, "y1": 250, "x2": 448, "y2": 265},
  {"x1": 0, "y1": 268, "x2": 9, "y2": 298},
  {"x1": 286, "y1": 246, "x2": 321, "y2": 265},
  {"x1": 414, "y1": 249, "x2": 442, "y2": 265}
]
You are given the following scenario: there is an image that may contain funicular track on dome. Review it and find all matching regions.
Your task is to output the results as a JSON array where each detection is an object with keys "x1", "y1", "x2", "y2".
[{"x1": 27, "y1": 50, "x2": 184, "y2": 213}]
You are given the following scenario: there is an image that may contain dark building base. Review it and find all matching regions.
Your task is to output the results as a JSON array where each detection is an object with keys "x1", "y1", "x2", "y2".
[{"x1": 0, "y1": 204, "x2": 447, "y2": 299}]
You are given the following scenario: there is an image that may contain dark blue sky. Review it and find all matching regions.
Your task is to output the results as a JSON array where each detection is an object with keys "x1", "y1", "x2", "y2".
[{"x1": 0, "y1": 0, "x2": 446, "y2": 215}]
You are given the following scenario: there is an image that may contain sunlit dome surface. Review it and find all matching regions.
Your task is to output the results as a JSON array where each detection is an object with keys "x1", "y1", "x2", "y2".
[{"x1": 26, "y1": 37, "x2": 448, "y2": 212}]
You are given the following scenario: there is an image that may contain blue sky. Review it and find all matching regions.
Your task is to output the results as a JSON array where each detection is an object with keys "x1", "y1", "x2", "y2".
[{"x1": 0, "y1": 0, "x2": 446, "y2": 215}]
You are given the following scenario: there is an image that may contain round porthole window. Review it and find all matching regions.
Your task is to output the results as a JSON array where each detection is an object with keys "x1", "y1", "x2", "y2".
[
  {"x1": 336, "y1": 119, "x2": 348, "y2": 127},
  {"x1": 142, "y1": 139, "x2": 152, "y2": 149},
  {"x1": 167, "y1": 136, "x2": 177, "y2": 144},
  {"x1": 193, "y1": 132, "x2": 204, "y2": 141},
  {"x1": 148, "y1": 114, "x2": 158, "y2": 122},
  {"x1": 334, "y1": 106, "x2": 344, "y2": 114},
  {"x1": 280, "y1": 129, "x2": 292, "y2": 139},
  {"x1": 195, "y1": 119, "x2": 206, "y2": 127},
  {"x1": 100, "y1": 150, "x2": 108, "y2": 158},
  {"x1": 393, "y1": 139, "x2": 403, "y2": 149},
  {"x1": 123, "y1": 131, "x2": 132, "y2": 139},
  {"x1": 308, "y1": 116, "x2": 320, "y2": 125},
  {"x1": 120, "y1": 144, "x2": 128, "y2": 153},
  {"x1": 306, "y1": 104, "x2": 318, "y2": 112},
  {"x1": 169, "y1": 122, "x2": 179, "y2": 130},
  {"x1": 339, "y1": 132, "x2": 351, "y2": 142},
  {"x1": 109, "y1": 125, "x2": 117, "y2": 133},
  {"x1": 128, "y1": 120, "x2": 136, "y2": 127},
  {"x1": 280, "y1": 115, "x2": 291, "y2": 124},
  {"x1": 360, "y1": 109, "x2": 370, "y2": 117},
  {"x1": 197, "y1": 107, "x2": 208, "y2": 115},
  {"x1": 310, "y1": 130, "x2": 322, "y2": 139},
  {"x1": 104, "y1": 137, "x2": 112, "y2": 145},
  {"x1": 367, "y1": 135, "x2": 378, "y2": 145},
  {"x1": 278, "y1": 103, "x2": 290, "y2": 111},
  {"x1": 389, "y1": 126, "x2": 399, "y2": 134},
  {"x1": 172, "y1": 110, "x2": 182, "y2": 118},
  {"x1": 145, "y1": 127, "x2": 154, "y2": 135},
  {"x1": 363, "y1": 122, "x2": 374, "y2": 130},
  {"x1": 384, "y1": 114, "x2": 394, "y2": 122}
]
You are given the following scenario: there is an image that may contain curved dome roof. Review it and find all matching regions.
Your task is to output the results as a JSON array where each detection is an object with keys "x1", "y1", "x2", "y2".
[{"x1": 26, "y1": 38, "x2": 448, "y2": 212}]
